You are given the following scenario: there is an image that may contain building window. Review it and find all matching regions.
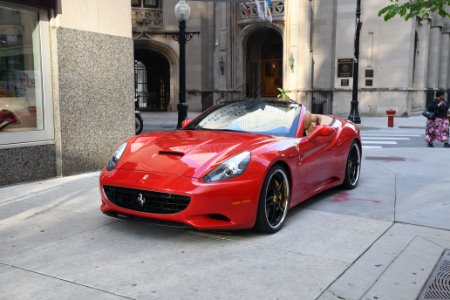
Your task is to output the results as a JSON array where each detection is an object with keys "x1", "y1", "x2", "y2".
[
  {"x1": 131, "y1": 0, "x2": 159, "y2": 8},
  {"x1": 134, "y1": 60, "x2": 148, "y2": 110},
  {"x1": 0, "y1": 3, "x2": 54, "y2": 146},
  {"x1": 143, "y1": 0, "x2": 158, "y2": 8}
]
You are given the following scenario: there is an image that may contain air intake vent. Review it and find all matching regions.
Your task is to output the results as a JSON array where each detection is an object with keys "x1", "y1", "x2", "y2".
[
  {"x1": 103, "y1": 185, "x2": 190, "y2": 214},
  {"x1": 159, "y1": 151, "x2": 184, "y2": 157}
]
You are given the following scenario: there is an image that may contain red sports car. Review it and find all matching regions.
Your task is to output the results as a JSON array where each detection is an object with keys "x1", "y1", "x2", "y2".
[{"x1": 99, "y1": 99, "x2": 361, "y2": 233}]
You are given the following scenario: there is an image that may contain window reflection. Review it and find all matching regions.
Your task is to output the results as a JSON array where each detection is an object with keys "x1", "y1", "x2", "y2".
[{"x1": 0, "y1": 5, "x2": 41, "y2": 132}]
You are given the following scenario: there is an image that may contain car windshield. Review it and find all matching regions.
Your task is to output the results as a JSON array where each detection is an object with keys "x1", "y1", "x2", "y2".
[{"x1": 185, "y1": 100, "x2": 301, "y2": 137}]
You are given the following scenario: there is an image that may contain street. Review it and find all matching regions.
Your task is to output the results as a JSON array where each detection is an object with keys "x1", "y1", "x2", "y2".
[
  {"x1": 1, "y1": 114, "x2": 450, "y2": 300},
  {"x1": 361, "y1": 128, "x2": 425, "y2": 149},
  {"x1": 141, "y1": 111, "x2": 200, "y2": 133}
]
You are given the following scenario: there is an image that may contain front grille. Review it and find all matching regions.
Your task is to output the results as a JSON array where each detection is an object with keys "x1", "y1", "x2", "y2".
[{"x1": 103, "y1": 185, "x2": 190, "y2": 214}]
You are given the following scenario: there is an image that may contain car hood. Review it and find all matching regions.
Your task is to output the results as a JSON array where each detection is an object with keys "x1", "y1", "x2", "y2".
[{"x1": 118, "y1": 130, "x2": 272, "y2": 178}]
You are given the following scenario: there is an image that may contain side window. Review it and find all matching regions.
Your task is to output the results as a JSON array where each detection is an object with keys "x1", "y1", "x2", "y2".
[{"x1": 0, "y1": 4, "x2": 54, "y2": 145}]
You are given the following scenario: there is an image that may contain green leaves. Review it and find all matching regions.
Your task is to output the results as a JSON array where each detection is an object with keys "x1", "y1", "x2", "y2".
[
  {"x1": 378, "y1": 0, "x2": 450, "y2": 21},
  {"x1": 277, "y1": 88, "x2": 292, "y2": 101}
]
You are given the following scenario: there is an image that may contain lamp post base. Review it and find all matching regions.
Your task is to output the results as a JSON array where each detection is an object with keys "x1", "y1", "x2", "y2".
[
  {"x1": 176, "y1": 102, "x2": 188, "y2": 129},
  {"x1": 347, "y1": 114, "x2": 361, "y2": 124}
]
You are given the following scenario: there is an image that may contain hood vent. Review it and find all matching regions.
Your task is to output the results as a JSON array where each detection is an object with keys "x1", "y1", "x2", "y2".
[{"x1": 159, "y1": 151, "x2": 184, "y2": 157}]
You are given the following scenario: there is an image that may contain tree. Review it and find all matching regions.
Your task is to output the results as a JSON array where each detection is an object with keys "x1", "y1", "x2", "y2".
[{"x1": 378, "y1": 0, "x2": 450, "y2": 21}]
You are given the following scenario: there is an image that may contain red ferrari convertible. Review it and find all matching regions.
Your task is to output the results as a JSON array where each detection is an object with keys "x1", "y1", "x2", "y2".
[{"x1": 99, "y1": 99, "x2": 361, "y2": 233}]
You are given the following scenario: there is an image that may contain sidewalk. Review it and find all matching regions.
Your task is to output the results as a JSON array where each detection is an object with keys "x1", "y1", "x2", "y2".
[
  {"x1": 1, "y1": 114, "x2": 449, "y2": 299},
  {"x1": 359, "y1": 115, "x2": 425, "y2": 129}
]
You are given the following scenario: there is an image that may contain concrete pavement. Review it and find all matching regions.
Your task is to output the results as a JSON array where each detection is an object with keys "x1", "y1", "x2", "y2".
[{"x1": 1, "y1": 113, "x2": 450, "y2": 300}]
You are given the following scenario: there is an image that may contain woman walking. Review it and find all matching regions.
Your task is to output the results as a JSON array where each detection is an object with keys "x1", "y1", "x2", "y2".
[{"x1": 425, "y1": 90, "x2": 450, "y2": 148}]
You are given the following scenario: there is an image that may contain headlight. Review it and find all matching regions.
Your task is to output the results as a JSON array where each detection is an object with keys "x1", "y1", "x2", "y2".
[
  {"x1": 106, "y1": 142, "x2": 127, "y2": 171},
  {"x1": 203, "y1": 151, "x2": 251, "y2": 182}
]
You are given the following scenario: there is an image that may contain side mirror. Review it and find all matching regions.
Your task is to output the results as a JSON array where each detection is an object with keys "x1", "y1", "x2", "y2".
[
  {"x1": 309, "y1": 125, "x2": 334, "y2": 139},
  {"x1": 181, "y1": 119, "x2": 192, "y2": 128}
]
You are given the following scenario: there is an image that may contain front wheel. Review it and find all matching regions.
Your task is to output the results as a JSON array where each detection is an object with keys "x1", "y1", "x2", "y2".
[
  {"x1": 342, "y1": 141, "x2": 361, "y2": 189},
  {"x1": 255, "y1": 165, "x2": 290, "y2": 234}
]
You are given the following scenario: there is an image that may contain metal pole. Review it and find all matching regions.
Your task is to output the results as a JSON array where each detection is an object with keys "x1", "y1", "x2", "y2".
[
  {"x1": 348, "y1": 0, "x2": 362, "y2": 124},
  {"x1": 177, "y1": 20, "x2": 188, "y2": 129}
]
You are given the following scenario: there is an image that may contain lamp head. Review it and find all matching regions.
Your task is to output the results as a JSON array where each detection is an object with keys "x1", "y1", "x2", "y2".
[{"x1": 175, "y1": 0, "x2": 191, "y2": 22}]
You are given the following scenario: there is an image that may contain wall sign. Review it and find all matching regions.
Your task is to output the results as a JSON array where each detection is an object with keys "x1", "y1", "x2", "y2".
[{"x1": 337, "y1": 58, "x2": 353, "y2": 78}]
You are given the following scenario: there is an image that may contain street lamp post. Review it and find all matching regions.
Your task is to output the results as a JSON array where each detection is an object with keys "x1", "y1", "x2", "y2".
[
  {"x1": 175, "y1": 0, "x2": 191, "y2": 129},
  {"x1": 348, "y1": 0, "x2": 362, "y2": 124}
]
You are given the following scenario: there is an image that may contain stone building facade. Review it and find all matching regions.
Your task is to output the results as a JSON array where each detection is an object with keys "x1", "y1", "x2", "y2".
[
  {"x1": 133, "y1": 0, "x2": 449, "y2": 118},
  {"x1": 0, "y1": 0, "x2": 134, "y2": 186}
]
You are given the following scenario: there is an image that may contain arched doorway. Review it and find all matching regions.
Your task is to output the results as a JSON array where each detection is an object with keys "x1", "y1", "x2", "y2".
[
  {"x1": 246, "y1": 28, "x2": 283, "y2": 98},
  {"x1": 134, "y1": 49, "x2": 170, "y2": 111}
]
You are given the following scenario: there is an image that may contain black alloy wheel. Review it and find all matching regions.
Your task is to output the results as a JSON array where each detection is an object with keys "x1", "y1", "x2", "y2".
[
  {"x1": 255, "y1": 165, "x2": 290, "y2": 233},
  {"x1": 342, "y1": 141, "x2": 361, "y2": 189}
]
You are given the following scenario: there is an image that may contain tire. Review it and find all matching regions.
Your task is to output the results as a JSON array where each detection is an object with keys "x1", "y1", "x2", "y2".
[
  {"x1": 135, "y1": 113, "x2": 143, "y2": 135},
  {"x1": 255, "y1": 165, "x2": 290, "y2": 234},
  {"x1": 341, "y1": 141, "x2": 361, "y2": 189}
]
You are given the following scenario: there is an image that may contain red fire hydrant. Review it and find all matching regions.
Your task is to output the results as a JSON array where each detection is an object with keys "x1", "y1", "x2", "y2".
[{"x1": 386, "y1": 109, "x2": 396, "y2": 128}]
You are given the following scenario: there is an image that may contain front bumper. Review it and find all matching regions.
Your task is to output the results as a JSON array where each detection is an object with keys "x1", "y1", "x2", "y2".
[{"x1": 99, "y1": 168, "x2": 263, "y2": 230}]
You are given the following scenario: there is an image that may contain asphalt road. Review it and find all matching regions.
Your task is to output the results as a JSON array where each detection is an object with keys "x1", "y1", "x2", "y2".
[{"x1": 360, "y1": 127, "x2": 426, "y2": 149}]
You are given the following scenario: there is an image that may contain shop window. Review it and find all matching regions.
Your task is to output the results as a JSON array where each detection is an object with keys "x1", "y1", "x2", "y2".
[{"x1": 0, "y1": 3, "x2": 53, "y2": 146}]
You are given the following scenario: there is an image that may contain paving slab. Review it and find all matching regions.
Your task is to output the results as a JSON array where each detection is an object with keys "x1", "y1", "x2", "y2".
[
  {"x1": 363, "y1": 236, "x2": 443, "y2": 300},
  {"x1": 318, "y1": 223, "x2": 450, "y2": 300},
  {"x1": 396, "y1": 175, "x2": 450, "y2": 230},
  {"x1": 0, "y1": 172, "x2": 116, "y2": 257},
  {"x1": 360, "y1": 147, "x2": 450, "y2": 231},
  {"x1": 0, "y1": 264, "x2": 127, "y2": 300}
]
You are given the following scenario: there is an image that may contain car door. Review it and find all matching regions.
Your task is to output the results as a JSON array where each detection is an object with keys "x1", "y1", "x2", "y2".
[{"x1": 298, "y1": 125, "x2": 337, "y2": 192}]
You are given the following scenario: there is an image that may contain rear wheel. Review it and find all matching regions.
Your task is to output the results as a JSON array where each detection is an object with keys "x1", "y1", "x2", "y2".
[
  {"x1": 255, "y1": 165, "x2": 290, "y2": 233},
  {"x1": 342, "y1": 141, "x2": 361, "y2": 189}
]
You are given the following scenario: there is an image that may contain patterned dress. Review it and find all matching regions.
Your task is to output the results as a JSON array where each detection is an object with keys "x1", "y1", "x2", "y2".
[
  {"x1": 425, "y1": 118, "x2": 449, "y2": 144},
  {"x1": 425, "y1": 98, "x2": 449, "y2": 144}
]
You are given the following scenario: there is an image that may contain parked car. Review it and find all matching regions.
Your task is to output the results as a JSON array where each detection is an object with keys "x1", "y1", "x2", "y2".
[
  {"x1": 99, "y1": 99, "x2": 361, "y2": 233},
  {"x1": 0, "y1": 97, "x2": 37, "y2": 131}
]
